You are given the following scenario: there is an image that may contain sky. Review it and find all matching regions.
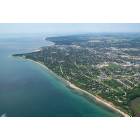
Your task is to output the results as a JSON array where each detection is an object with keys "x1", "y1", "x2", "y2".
[{"x1": 0, "y1": 23, "x2": 140, "y2": 35}]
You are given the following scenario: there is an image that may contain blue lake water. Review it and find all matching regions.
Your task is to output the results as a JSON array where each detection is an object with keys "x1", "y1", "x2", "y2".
[{"x1": 0, "y1": 34, "x2": 120, "y2": 116}]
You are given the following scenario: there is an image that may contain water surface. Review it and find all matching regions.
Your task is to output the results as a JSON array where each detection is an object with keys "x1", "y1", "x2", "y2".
[{"x1": 0, "y1": 34, "x2": 120, "y2": 116}]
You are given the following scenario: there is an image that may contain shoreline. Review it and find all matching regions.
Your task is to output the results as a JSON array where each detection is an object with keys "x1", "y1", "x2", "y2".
[
  {"x1": 30, "y1": 60, "x2": 130, "y2": 117},
  {"x1": 14, "y1": 56, "x2": 130, "y2": 117}
]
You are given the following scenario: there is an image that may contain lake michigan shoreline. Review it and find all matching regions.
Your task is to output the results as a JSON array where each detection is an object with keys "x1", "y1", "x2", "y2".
[{"x1": 13, "y1": 55, "x2": 130, "y2": 117}]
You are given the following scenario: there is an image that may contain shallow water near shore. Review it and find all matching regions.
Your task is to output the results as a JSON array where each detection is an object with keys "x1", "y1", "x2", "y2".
[{"x1": 0, "y1": 34, "x2": 121, "y2": 116}]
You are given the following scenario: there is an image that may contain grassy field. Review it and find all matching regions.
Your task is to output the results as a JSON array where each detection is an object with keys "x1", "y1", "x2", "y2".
[{"x1": 130, "y1": 97, "x2": 140, "y2": 116}]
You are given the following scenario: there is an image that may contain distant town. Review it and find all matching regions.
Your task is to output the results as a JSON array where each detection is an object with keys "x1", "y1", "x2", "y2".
[{"x1": 13, "y1": 33, "x2": 140, "y2": 116}]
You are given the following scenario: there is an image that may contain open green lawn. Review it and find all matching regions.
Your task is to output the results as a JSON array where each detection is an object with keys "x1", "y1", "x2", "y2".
[{"x1": 130, "y1": 97, "x2": 140, "y2": 115}]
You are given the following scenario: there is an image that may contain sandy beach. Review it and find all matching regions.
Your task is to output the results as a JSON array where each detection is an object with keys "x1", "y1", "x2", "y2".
[
  {"x1": 67, "y1": 81, "x2": 130, "y2": 117},
  {"x1": 15, "y1": 56, "x2": 130, "y2": 117},
  {"x1": 33, "y1": 60, "x2": 130, "y2": 116}
]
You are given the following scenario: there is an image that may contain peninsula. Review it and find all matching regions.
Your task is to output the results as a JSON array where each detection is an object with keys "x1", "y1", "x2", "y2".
[{"x1": 13, "y1": 33, "x2": 140, "y2": 116}]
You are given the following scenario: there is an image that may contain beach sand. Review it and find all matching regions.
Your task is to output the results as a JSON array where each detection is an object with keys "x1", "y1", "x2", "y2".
[{"x1": 16, "y1": 56, "x2": 130, "y2": 117}]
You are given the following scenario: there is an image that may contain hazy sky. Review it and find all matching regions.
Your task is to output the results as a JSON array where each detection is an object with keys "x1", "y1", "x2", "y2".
[{"x1": 0, "y1": 23, "x2": 140, "y2": 34}]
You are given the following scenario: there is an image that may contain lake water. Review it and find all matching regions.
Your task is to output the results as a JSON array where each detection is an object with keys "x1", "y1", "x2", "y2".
[{"x1": 0, "y1": 34, "x2": 120, "y2": 117}]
